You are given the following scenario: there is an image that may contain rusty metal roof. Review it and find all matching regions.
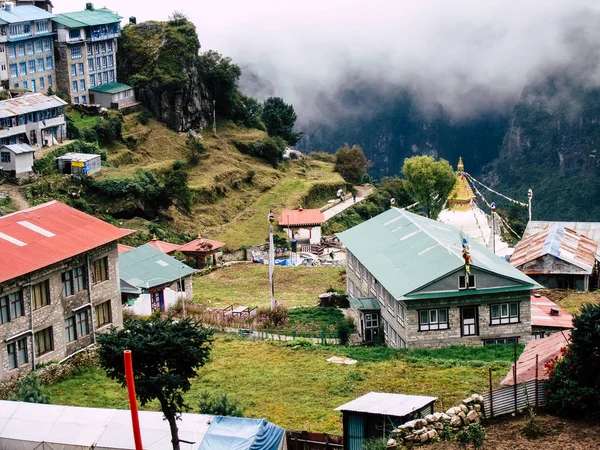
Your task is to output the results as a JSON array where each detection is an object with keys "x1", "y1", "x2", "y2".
[
  {"x1": 525, "y1": 221, "x2": 600, "y2": 261},
  {"x1": 511, "y1": 225, "x2": 597, "y2": 274},
  {"x1": 0, "y1": 201, "x2": 133, "y2": 283},
  {"x1": 530, "y1": 294, "x2": 573, "y2": 329},
  {"x1": 146, "y1": 238, "x2": 182, "y2": 255},
  {"x1": 501, "y1": 330, "x2": 571, "y2": 385},
  {"x1": 178, "y1": 237, "x2": 225, "y2": 254},
  {"x1": 0, "y1": 94, "x2": 67, "y2": 119},
  {"x1": 278, "y1": 208, "x2": 325, "y2": 226}
]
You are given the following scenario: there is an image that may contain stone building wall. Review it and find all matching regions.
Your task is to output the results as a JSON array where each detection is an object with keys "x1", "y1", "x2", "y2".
[{"x1": 0, "y1": 241, "x2": 121, "y2": 379}]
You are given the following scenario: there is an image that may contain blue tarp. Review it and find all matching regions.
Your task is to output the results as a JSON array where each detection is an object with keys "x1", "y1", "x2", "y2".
[
  {"x1": 274, "y1": 259, "x2": 295, "y2": 266},
  {"x1": 198, "y1": 416, "x2": 285, "y2": 450}
]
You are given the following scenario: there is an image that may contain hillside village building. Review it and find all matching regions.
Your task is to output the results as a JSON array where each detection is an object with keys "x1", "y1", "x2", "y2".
[
  {"x1": 511, "y1": 225, "x2": 597, "y2": 291},
  {"x1": 0, "y1": 4, "x2": 56, "y2": 93},
  {"x1": 53, "y1": 4, "x2": 121, "y2": 105},
  {"x1": 0, "y1": 142, "x2": 34, "y2": 177},
  {"x1": 0, "y1": 201, "x2": 131, "y2": 379},
  {"x1": 338, "y1": 208, "x2": 541, "y2": 348},
  {"x1": 0, "y1": 92, "x2": 66, "y2": 146}
]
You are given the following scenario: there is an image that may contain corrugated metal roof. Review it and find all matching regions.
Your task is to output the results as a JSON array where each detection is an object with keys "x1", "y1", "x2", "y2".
[
  {"x1": 89, "y1": 82, "x2": 132, "y2": 94},
  {"x1": 335, "y1": 392, "x2": 437, "y2": 416},
  {"x1": 348, "y1": 297, "x2": 380, "y2": 311},
  {"x1": 501, "y1": 330, "x2": 571, "y2": 385},
  {"x1": 511, "y1": 225, "x2": 597, "y2": 274},
  {"x1": 53, "y1": 8, "x2": 121, "y2": 27},
  {"x1": 1, "y1": 143, "x2": 35, "y2": 154},
  {"x1": 0, "y1": 201, "x2": 134, "y2": 283},
  {"x1": 117, "y1": 243, "x2": 133, "y2": 254},
  {"x1": 279, "y1": 208, "x2": 325, "y2": 226},
  {"x1": 337, "y1": 208, "x2": 540, "y2": 301},
  {"x1": 525, "y1": 221, "x2": 600, "y2": 261},
  {"x1": 530, "y1": 294, "x2": 573, "y2": 329},
  {"x1": 178, "y1": 237, "x2": 225, "y2": 253},
  {"x1": 0, "y1": 5, "x2": 54, "y2": 24},
  {"x1": 119, "y1": 244, "x2": 196, "y2": 289},
  {"x1": 147, "y1": 238, "x2": 182, "y2": 254},
  {"x1": 0, "y1": 93, "x2": 67, "y2": 119},
  {"x1": 55, "y1": 152, "x2": 100, "y2": 162}
]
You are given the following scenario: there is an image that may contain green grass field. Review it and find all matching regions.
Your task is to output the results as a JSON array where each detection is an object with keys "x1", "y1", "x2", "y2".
[
  {"x1": 540, "y1": 289, "x2": 600, "y2": 315},
  {"x1": 193, "y1": 264, "x2": 345, "y2": 308},
  {"x1": 45, "y1": 336, "x2": 518, "y2": 434}
]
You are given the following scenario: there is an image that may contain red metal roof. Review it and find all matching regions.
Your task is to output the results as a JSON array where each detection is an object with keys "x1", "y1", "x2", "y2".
[
  {"x1": 117, "y1": 244, "x2": 134, "y2": 254},
  {"x1": 146, "y1": 238, "x2": 181, "y2": 254},
  {"x1": 0, "y1": 201, "x2": 134, "y2": 283},
  {"x1": 501, "y1": 330, "x2": 571, "y2": 385},
  {"x1": 178, "y1": 237, "x2": 225, "y2": 254},
  {"x1": 278, "y1": 209, "x2": 325, "y2": 226},
  {"x1": 530, "y1": 294, "x2": 574, "y2": 329}
]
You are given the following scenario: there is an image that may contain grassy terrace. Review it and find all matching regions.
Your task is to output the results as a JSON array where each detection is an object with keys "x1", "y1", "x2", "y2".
[
  {"x1": 46, "y1": 336, "x2": 520, "y2": 434},
  {"x1": 193, "y1": 264, "x2": 345, "y2": 309}
]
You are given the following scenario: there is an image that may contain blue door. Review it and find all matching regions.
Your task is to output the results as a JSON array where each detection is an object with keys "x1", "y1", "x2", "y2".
[
  {"x1": 347, "y1": 414, "x2": 364, "y2": 450},
  {"x1": 31, "y1": 79, "x2": 36, "y2": 92}
]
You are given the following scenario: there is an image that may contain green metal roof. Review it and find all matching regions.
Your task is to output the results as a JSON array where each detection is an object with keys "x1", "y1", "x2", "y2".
[
  {"x1": 348, "y1": 297, "x2": 380, "y2": 311},
  {"x1": 119, "y1": 244, "x2": 196, "y2": 290},
  {"x1": 89, "y1": 82, "x2": 132, "y2": 94},
  {"x1": 53, "y1": 8, "x2": 122, "y2": 28},
  {"x1": 337, "y1": 208, "x2": 541, "y2": 301}
]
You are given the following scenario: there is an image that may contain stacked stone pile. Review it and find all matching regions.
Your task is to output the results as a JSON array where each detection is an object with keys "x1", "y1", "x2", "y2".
[{"x1": 388, "y1": 394, "x2": 485, "y2": 446}]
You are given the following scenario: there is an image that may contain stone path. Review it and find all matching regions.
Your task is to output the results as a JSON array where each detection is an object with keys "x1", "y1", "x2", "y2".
[{"x1": 323, "y1": 185, "x2": 373, "y2": 220}]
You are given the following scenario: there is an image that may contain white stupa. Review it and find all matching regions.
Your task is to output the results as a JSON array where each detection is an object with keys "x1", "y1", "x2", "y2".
[{"x1": 437, "y1": 157, "x2": 513, "y2": 258}]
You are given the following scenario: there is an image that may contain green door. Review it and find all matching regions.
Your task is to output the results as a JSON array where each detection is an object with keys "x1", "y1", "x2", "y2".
[{"x1": 347, "y1": 414, "x2": 365, "y2": 450}]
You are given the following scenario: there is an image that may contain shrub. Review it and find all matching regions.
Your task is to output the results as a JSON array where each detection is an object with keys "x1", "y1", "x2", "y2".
[
  {"x1": 336, "y1": 317, "x2": 355, "y2": 345},
  {"x1": 186, "y1": 132, "x2": 207, "y2": 165},
  {"x1": 93, "y1": 115, "x2": 123, "y2": 146},
  {"x1": 308, "y1": 152, "x2": 336, "y2": 163},
  {"x1": 521, "y1": 407, "x2": 544, "y2": 440},
  {"x1": 456, "y1": 423, "x2": 486, "y2": 449},
  {"x1": 362, "y1": 437, "x2": 388, "y2": 450},
  {"x1": 198, "y1": 390, "x2": 245, "y2": 417},
  {"x1": 285, "y1": 337, "x2": 314, "y2": 349},
  {"x1": 138, "y1": 108, "x2": 152, "y2": 125},
  {"x1": 9, "y1": 373, "x2": 50, "y2": 404},
  {"x1": 256, "y1": 304, "x2": 289, "y2": 329},
  {"x1": 334, "y1": 144, "x2": 370, "y2": 184}
]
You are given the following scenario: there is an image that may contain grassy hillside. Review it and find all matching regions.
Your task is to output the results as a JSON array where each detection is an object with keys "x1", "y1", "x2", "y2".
[{"x1": 27, "y1": 110, "x2": 344, "y2": 250}]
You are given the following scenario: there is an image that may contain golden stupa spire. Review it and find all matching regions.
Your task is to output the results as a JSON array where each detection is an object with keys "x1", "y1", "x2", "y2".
[{"x1": 447, "y1": 157, "x2": 475, "y2": 211}]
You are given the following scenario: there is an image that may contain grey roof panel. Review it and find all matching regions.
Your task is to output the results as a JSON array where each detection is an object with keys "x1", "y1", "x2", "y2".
[
  {"x1": 335, "y1": 392, "x2": 437, "y2": 416},
  {"x1": 0, "y1": 5, "x2": 54, "y2": 23},
  {"x1": 0, "y1": 93, "x2": 67, "y2": 119},
  {"x1": 1, "y1": 143, "x2": 34, "y2": 154}
]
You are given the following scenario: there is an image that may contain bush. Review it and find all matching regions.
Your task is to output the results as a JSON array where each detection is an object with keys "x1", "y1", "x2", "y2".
[
  {"x1": 138, "y1": 108, "x2": 152, "y2": 125},
  {"x1": 456, "y1": 423, "x2": 486, "y2": 449},
  {"x1": 362, "y1": 437, "x2": 388, "y2": 450},
  {"x1": 186, "y1": 132, "x2": 207, "y2": 165},
  {"x1": 198, "y1": 390, "x2": 245, "y2": 417},
  {"x1": 285, "y1": 337, "x2": 314, "y2": 349},
  {"x1": 256, "y1": 304, "x2": 289, "y2": 329},
  {"x1": 92, "y1": 115, "x2": 123, "y2": 146},
  {"x1": 334, "y1": 144, "x2": 370, "y2": 184},
  {"x1": 336, "y1": 317, "x2": 355, "y2": 345},
  {"x1": 521, "y1": 407, "x2": 544, "y2": 439},
  {"x1": 9, "y1": 373, "x2": 50, "y2": 404},
  {"x1": 308, "y1": 152, "x2": 336, "y2": 163}
]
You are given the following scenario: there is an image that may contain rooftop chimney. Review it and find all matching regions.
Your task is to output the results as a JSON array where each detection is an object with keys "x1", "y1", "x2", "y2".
[
  {"x1": 85, "y1": 2, "x2": 94, "y2": 10},
  {"x1": 550, "y1": 307, "x2": 560, "y2": 316},
  {"x1": 129, "y1": 16, "x2": 137, "y2": 25},
  {"x1": 4, "y1": 2, "x2": 14, "y2": 12}
]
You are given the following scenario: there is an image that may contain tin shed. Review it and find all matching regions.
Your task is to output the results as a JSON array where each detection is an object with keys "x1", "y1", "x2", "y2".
[
  {"x1": 56, "y1": 152, "x2": 101, "y2": 177},
  {"x1": 336, "y1": 392, "x2": 437, "y2": 450}
]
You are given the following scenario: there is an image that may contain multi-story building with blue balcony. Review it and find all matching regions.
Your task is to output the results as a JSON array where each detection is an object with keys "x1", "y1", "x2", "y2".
[
  {"x1": 53, "y1": 4, "x2": 121, "y2": 105},
  {"x1": 0, "y1": 3, "x2": 56, "y2": 94}
]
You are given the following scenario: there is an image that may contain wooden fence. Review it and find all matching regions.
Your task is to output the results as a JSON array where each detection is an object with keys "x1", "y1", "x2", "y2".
[{"x1": 286, "y1": 431, "x2": 343, "y2": 450}]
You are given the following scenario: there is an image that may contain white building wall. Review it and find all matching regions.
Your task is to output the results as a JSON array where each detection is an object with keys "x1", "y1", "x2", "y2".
[
  {"x1": 14, "y1": 152, "x2": 33, "y2": 176},
  {"x1": 125, "y1": 288, "x2": 182, "y2": 316}
]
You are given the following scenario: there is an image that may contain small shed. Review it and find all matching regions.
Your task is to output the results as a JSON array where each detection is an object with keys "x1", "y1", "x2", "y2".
[
  {"x1": 56, "y1": 152, "x2": 101, "y2": 177},
  {"x1": 336, "y1": 392, "x2": 437, "y2": 450},
  {"x1": 178, "y1": 237, "x2": 226, "y2": 268},
  {"x1": 89, "y1": 82, "x2": 137, "y2": 109},
  {"x1": 348, "y1": 297, "x2": 381, "y2": 343},
  {"x1": 279, "y1": 208, "x2": 325, "y2": 245},
  {"x1": 0, "y1": 143, "x2": 35, "y2": 178}
]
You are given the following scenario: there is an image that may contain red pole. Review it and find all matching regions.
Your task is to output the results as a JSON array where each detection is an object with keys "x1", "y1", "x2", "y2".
[{"x1": 124, "y1": 350, "x2": 144, "y2": 450}]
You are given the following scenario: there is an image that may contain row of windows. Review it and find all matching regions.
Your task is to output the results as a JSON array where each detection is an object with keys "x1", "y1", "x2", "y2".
[
  {"x1": 383, "y1": 319, "x2": 407, "y2": 348},
  {"x1": 73, "y1": 95, "x2": 87, "y2": 105},
  {"x1": 87, "y1": 55, "x2": 114, "y2": 72},
  {"x1": 0, "y1": 108, "x2": 60, "y2": 129},
  {"x1": 6, "y1": 301, "x2": 113, "y2": 371},
  {"x1": 7, "y1": 20, "x2": 50, "y2": 37},
  {"x1": 87, "y1": 40, "x2": 114, "y2": 56},
  {"x1": 7, "y1": 38, "x2": 52, "y2": 58},
  {"x1": 72, "y1": 79, "x2": 86, "y2": 93},
  {"x1": 9, "y1": 57, "x2": 53, "y2": 78},
  {"x1": 12, "y1": 75, "x2": 52, "y2": 92},
  {"x1": 418, "y1": 302, "x2": 521, "y2": 331},
  {"x1": 0, "y1": 291, "x2": 24, "y2": 324},
  {"x1": 89, "y1": 70, "x2": 115, "y2": 88}
]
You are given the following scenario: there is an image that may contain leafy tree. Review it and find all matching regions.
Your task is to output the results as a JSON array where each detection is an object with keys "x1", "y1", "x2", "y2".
[
  {"x1": 164, "y1": 164, "x2": 192, "y2": 213},
  {"x1": 261, "y1": 97, "x2": 302, "y2": 145},
  {"x1": 197, "y1": 50, "x2": 241, "y2": 118},
  {"x1": 232, "y1": 93, "x2": 265, "y2": 130},
  {"x1": 545, "y1": 304, "x2": 600, "y2": 418},
  {"x1": 98, "y1": 316, "x2": 213, "y2": 450},
  {"x1": 10, "y1": 372, "x2": 50, "y2": 404},
  {"x1": 185, "y1": 132, "x2": 206, "y2": 165},
  {"x1": 334, "y1": 144, "x2": 369, "y2": 185},
  {"x1": 198, "y1": 390, "x2": 245, "y2": 417},
  {"x1": 402, "y1": 155, "x2": 456, "y2": 219}
]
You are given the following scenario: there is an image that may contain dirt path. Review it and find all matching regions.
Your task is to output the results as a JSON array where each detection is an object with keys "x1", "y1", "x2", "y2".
[
  {"x1": 323, "y1": 185, "x2": 373, "y2": 220},
  {"x1": 0, "y1": 183, "x2": 30, "y2": 211}
]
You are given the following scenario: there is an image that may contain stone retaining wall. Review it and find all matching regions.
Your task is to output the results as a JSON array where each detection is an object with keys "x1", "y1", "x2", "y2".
[{"x1": 388, "y1": 394, "x2": 485, "y2": 446}]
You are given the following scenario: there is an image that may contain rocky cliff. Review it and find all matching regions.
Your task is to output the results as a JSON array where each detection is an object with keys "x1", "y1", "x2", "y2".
[{"x1": 118, "y1": 20, "x2": 212, "y2": 131}]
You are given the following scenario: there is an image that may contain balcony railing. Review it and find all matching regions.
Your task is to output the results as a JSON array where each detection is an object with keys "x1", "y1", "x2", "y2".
[{"x1": 90, "y1": 32, "x2": 120, "y2": 42}]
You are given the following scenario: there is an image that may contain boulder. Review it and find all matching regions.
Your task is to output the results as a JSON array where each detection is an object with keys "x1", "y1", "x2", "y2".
[
  {"x1": 386, "y1": 438, "x2": 398, "y2": 449},
  {"x1": 433, "y1": 412, "x2": 444, "y2": 420},
  {"x1": 425, "y1": 414, "x2": 436, "y2": 423},
  {"x1": 450, "y1": 415, "x2": 462, "y2": 427},
  {"x1": 460, "y1": 404, "x2": 469, "y2": 413},
  {"x1": 440, "y1": 413, "x2": 451, "y2": 421},
  {"x1": 420, "y1": 433, "x2": 430, "y2": 443},
  {"x1": 445, "y1": 407, "x2": 457, "y2": 416},
  {"x1": 401, "y1": 420, "x2": 417, "y2": 429},
  {"x1": 433, "y1": 422, "x2": 444, "y2": 430},
  {"x1": 472, "y1": 394, "x2": 484, "y2": 403},
  {"x1": 474, "y1": 404, "x2": 481, "y2": 412},
  {"x1": 462, "y1": 417, "x2": 471, "y2": 426},
  {"x1": 463, "y1": 397, "x2": 473, "y2": 405},
  {"x1": 467, "y1": 410, "x2": 479, "y2": 421},
  {"x1": 427, "y1": 429, "x2": 438, "y2": 440},
  {"x1": 458, "y1": 411, "x2": 467, "y2": 420}
]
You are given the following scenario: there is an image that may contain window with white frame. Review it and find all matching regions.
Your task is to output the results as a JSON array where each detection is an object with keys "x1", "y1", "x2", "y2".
[
  {"x1": 72, "y1": 80, "x2": 78, "y2": 93},
  {"x1": 26, "y1": 42, "x2": 34, "y2": 55},
  {"x1": 419, "y1": 308, "x2": 449, "y2": 331},
  {"x1": 71, "y1": 46, "x2": 82, "y2": 59},
  {"x1": 483, "y1": 337, "x2": 518, "y2": 345},
  {"x1": 9, "y1": 64, "x2": 16, "y2": 78},
  {"x1": 490, "y1": 302, "x2": 520, "y2": 325},
  {"x1": 78, "y1": 62, "x2": 84, "y2": 75},
  {"x1": 347, "y1": 252, "x2": 353, "y2": 270},
  {"x1": 458, "y1": 274, "x2": 476, "y2": 290},
  {"x1": 28, "y1": 60, "x2": 36, "y2": 74},
  {"x1": 386, "y1": 292, "x2": 395, "y2": 316},
  {"x1": 36, "y1": 21, "x2": 49, "y2": 33},
  {"x1": 377, "y1": 284, "x2": 385, "y2": 305},
  {"x1": 37, "y1": 58, "x2": 44, "y2": 72},
  {"x1": 45, "y1": 56, "x2": 53, "y2": 69},
  {"x1": 365, "y1": 313, "x2": 378, "y2": 328},
  {"x1": 43, "y1": 38, "x2": 51, "y2": 52},
  {"x1": 396, "y1": 303, "x2": 405, "y2": 327},
  {"x1": 8, "y1": 44, "x2": 15, "y2": 58}
]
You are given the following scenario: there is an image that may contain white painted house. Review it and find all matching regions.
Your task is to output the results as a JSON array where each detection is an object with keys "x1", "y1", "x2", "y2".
[{"x1": 0, "y1": 143, "x2": 35, "y2": 178}]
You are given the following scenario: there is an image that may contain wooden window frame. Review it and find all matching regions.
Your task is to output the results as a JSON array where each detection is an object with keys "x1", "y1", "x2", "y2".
[{"x1": 418, "y1": 308, "x2": 449, "y2": 331}]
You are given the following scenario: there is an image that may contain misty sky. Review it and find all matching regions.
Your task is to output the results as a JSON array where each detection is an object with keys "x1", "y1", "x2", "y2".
[{"x1": 58, "y1": 1, "x2": 600, "y2": 124}]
